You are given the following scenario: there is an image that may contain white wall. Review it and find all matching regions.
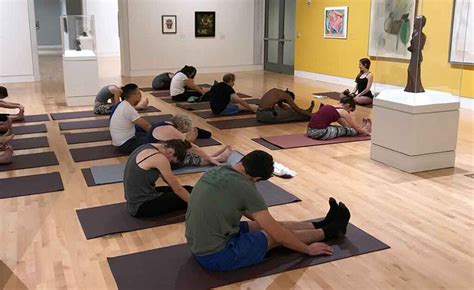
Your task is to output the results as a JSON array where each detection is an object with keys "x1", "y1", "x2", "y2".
[
  {"x1": 0, "y1": 0, "x2": 40, "y2": 83},
  {"x1": 119, "y1": 0, "x2": 263, "y2": 76},
  {"x1": 84, "y1": 0, "x2": 120, "y2": 56}
]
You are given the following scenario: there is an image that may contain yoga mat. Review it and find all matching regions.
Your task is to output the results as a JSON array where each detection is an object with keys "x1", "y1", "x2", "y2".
[
  {"x1": 107, "y1": 222, "x2": 389, "y2": 290},
  {"x1": 151, "y1": 92, "x2": 171, "y2": 98},
  {"x1": 261, "y1": 134, "x2": 371, "y2": 149},
  {"x1": 0, "y1": 172, "x2": 64, "y2": 199},
  {"x1": 70, "y1": 145, "x2": 125, "y2": 162},
  {"x1": 50, "y1": 106, "x2": 161, "y2": 121},
  {"x1": 76, "y1": 180, "x2": 300, "y2": 239},
  {"x1": 9, "y1": 136, "x2": 49, "y2": 150},
  {"x1": 0, "y1": 151, "x2": 59, "y2": 172},
  {"x1": 252, "y1": 138, "x2": 283, "y2": 150},
  {"x1": 64, "y1": 130, "x2": 111, "y2": 145},
  {"x1": 90, "y1": 150, "x2": 243, "y2": 185},
  {"x1": 14, "y1": 114, "x2": 50, "y2": 123},
  {"x1": 141, "y1": 87, "x2": 169, "y2": 93},
  {"x1": 314, "y1": 92, "x2": 374, "y2": 108},
  {"x1": 176, "y1": 98, "x2": 259, "y2": 111},
  {"x1": 59, "y1": 114, "x2": 172, "y2": 131},
  {"x1": 207, "y1": 116, "x2": 306, "y2": 130},
  {"x1": 11, "y1": 124, "x2": 47, "y2": 135},
  {"x1": 192, "y1": 110, "x2": 255, "y2": 119}
]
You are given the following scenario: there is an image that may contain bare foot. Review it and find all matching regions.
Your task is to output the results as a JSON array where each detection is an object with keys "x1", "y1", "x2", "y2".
[
  {"x1": 135, "y1": 98, "x2": 149, "y2": 110},
  {"x1": 365, "y1": 119, "x2": 372, "y2": 133},
  {"x1": 215, "y1": 146, "x2": 232, "y2": 163},
  {"x1": 1, "y1": 128, "x2": 12, "y2": 136},
  {"x1": 307, "y1": 100, "x2": 315, "y2": 112},
  {"x1": 0, "y1": 134, "x2": 14, "y2": 144}
]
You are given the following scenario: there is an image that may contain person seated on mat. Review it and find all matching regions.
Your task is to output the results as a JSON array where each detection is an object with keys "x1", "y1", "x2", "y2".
[
  {"x1": 206, "y1": 73, "x2": 257, "y2": 116},
  {"x1": 0, "y1": 86, "x2": 25, "y2": 121},
  {"x1": 110, "y1": 84, "x2": 152, "y2": 154},
  {"x1": 145, "y1": 113, "x2": 232, "y2": 167},
  {"x1": 170, "y1": 65, "x2": 209, "y2": 102},
  {"x1": 0, "y1": 143, "x2": 13, "y2": 164},
  {"x1": 94, "y1": 84, "x2": 149, "y2": 115},
  {"x1": 152, "y1": 72, "x2": 175, "y2": 90},
  {"x1": 185, "y1": 150, "x2": 351, "y2": 272},
  {"x1": 256, "y1": 88, "x2": 315, "y2": 123},
  {"x1": 307, "y1": 95, "x2": 371, "y2": 140},
  {"x1": 344, "y1": 58, "x2": 374, "y2": 106},
  {"x1": 0, "y1": 116, "x2": 14, "y2": 144},
  {"x1": 124, "y1": 139, "x2": 195, "y2": 217}
]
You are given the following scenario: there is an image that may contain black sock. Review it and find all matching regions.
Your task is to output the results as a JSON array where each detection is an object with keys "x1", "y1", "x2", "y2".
[
  {"x1": 312, "y1": 197, "x2": 338, "y2": 229},
  {"x1": 322, "y1": 202, "x2": 351, "y2": 239}
]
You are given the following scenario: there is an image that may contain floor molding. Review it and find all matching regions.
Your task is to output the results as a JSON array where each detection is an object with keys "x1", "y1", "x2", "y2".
[
  {"x1": 125, "y1": 65, "x2": 263, "y2": 77},
  {"x1": 295, "y1": 70, "x2": 473, "y2": 110}
]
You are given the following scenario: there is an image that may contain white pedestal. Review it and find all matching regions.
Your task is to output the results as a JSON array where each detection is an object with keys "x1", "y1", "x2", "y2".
[
  {"x1": 370, "y1": 89, "x2": 460, "y2": 173},
  {"x1": 62, "y1": 50, "x2": 99, "y2": 106}
]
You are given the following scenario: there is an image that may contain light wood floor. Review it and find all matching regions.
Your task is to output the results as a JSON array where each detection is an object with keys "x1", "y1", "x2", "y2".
[{"x1": 1, "y1": 55, "x2": 473, "y2": 289}]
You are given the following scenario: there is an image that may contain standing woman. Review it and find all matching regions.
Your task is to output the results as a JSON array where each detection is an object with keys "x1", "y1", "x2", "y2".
[
  {"x1": 170, "y1": 65, "x2": 209, "y2": 102},
  {"x1": 350, "y1": 58, "x2": 374, "y2": 105},
  {"x1": 307, "y1": 96, "x2": 371, "y2": 140}
]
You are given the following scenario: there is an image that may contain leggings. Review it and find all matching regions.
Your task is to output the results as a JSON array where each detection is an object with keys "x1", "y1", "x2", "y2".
[
  {"x1": 93, "y1": 102, "x2": 113, "y2": 115},
  {"x1": 135, "y1": 185, "x2": 194, "y2": 217},
  {"x1": 307, "y1": 126, "x2": 358, "y2": 140},
  {"x1": 172, "y1": 90, "x2": 202, "y2": 102}
]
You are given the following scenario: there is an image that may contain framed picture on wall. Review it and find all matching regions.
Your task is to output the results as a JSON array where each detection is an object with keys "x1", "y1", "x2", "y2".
[
  {"x1": 449, "y1": 0, "x2": 473, "y2": 64},
  {"x1": 162, "y1": 15, "x2": 177, "y2": 34},
  {"x1": 324, "y1": 6, "x2": 348, "y2": 39},
  {"x1": 195, "y1": 11, "x2": 215, "y2": 37}
]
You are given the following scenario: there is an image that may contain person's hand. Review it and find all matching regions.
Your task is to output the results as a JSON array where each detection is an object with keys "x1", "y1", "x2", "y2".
[
  {"x1": 202, "y1": 87, "x2": 210, "y2": 93},
  {"x1": 306, "y1": 242, "x2": 334, "y2": 256}
]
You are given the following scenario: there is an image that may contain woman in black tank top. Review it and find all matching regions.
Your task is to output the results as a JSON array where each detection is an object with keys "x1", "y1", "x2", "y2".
[{"x1": 350, "y1": 58, "x2": 374, "y2": 106}]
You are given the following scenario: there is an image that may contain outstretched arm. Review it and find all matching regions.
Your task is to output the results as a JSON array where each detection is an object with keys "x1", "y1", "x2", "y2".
[
  {"x1": 109, "y1": 86, "x2": 122, "y2": 104},
  {"x1": 184, "y1": 79, "x2": 208, "y2": 94},
  {"x1": 337, "y1": 110, "x2": 369, "y2": 135},
  {"x1": 154, "y1": 155, "x2": 191, "y2": 202},
  {"x1": 285, "y1": 97, "x2": 312, "y2": 117},
  {"x1": 230, "y1": 93, "x2": 257, "y2": 113}
]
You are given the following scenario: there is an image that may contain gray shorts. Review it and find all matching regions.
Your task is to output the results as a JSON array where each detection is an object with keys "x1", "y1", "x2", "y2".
[{"x1": 256, "y1": 108, "x2": 310, "y2": 123}]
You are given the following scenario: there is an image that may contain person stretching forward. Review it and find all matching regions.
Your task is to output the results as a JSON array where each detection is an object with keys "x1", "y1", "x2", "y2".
[{"x1": 185, "y1": 150, "x2": 351, "y2": 272}]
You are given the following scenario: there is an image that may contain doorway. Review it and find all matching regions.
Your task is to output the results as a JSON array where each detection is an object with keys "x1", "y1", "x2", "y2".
[{"x1": 264, "y1": 0, "x2": 295, "y2": 75}]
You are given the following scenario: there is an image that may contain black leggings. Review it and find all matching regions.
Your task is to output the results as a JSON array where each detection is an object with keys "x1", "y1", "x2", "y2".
[
  {"x1": 171, "y1": 90, "x2": 202, "y2": 102},
  {"x1": 135, "y1": 185, "x2": 194, "y2": 217}
]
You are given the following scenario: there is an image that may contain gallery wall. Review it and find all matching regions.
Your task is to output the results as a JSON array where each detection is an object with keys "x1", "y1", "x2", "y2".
[
  {"x1": 119, "y1": 0, "x2": 263, "y2": 76},
  {"x1": 0, "y1": 0, "x2": 40, "y2": 83},
  {"x1": 84, "y1": 0, "x2": 120, "y2": 56},
  {"x1": 295, "y1": 0, "x2": 473, "y2": 99},
  {"x1": 34, "y1": 0, "x2": 62, "y2": 47}
]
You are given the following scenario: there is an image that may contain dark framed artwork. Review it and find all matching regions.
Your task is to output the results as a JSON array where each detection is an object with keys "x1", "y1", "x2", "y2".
[
  {"x1": 162, "y1": 15, "x2": 177, "y2": 34},
  {"x1": 195, "y1": 11, "x2": 215, "y2": 37}
]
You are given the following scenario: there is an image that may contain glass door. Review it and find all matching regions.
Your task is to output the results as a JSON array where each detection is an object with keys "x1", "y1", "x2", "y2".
[{"x1": 264, "y1": 0, "x2": 295, "y2": 75}]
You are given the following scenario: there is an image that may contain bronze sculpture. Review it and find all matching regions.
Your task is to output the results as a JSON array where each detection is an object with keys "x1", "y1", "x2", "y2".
[{"x1": 405, "y1": 16, "x2": 427, "y2": 93}]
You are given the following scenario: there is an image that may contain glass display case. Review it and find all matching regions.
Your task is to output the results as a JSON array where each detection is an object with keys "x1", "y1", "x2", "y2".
[
  {"x1": 367, "y1": 0, "x2": 468, "y2": 172},
  {"x1": 60, "y1": 15, "x2": 96, "y2": 58}
]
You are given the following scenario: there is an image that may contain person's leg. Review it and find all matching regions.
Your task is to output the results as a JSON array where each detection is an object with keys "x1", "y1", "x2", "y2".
[
  {"x1": 135, "y1": 98, "x2": 149, "y2": 110},
  {"x1": 117, "y1": 137, "x2": 143, "y2": 154},
  {"x1": 94, "y1": 102, "x2": 113, "y2": 115},
  {"x1": 230, "y1": 95, "x2": 257, "y2": 113},
  {"x1": 0, "y1": 133, "x2": 14, "y2": 144},
  {"x1": 219, "y1": 103, "x2": 240, "y2": 116},
  {"x1": 306, "y1": 127, "x2": 328, "y2": 140},
  {"x1": 317, "y1": 126, "x2": 358, "y2": 140},
  {"x1": 135, "y1": 185, "x2": 194, "y2": 217},
  {"x1": 354, "y1": 96, "x2": 373, "y2": 105}
]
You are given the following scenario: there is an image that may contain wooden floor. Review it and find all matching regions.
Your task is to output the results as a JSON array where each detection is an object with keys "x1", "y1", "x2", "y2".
[{"x1": 1, "y1": 55, "x2": 473, "y2": 289}]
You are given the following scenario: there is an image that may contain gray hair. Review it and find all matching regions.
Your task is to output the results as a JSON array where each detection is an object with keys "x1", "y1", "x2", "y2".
[{"x1": 171, "y1": 113, "x2": 193, "y2": 133}]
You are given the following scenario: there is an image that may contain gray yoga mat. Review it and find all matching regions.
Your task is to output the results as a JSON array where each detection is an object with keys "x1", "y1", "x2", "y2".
[
  {"x1": 9, "y1": 136, "x2": 49, "y2": 150},
  {"x1": 176, "y1": 98, "x2": 260, "y2": 111},
  {"x1": 192, "y1": 110, "x2": 255, "y2": 119},
  {"x1": 64, "y1": 130, "x2": 112, "y2": 145},
  {"x1": 0, "y1": 172, "x2": 63, "y2": 199},
  {"x1": 207, "y1": 117, "x2": 305, "y2": 130},
  {"x1": 0, "y1": 151, "x2": 59, "y2": 172},
  {"x1": 50, "y1": 106, "x2": 161, "y2": 120},
  {"x1": 59, "y1": 114, "x2": 172, "y2": 131},
  {"x1": 76, "y1": 179, "x2": 300, "y2": 239},
  {"x1": 107, "y1": 221, "x2": 389, "y2": 290},
  {"x1": 14, "y1": 114, "x2": 50, "y2": 123},
  {"x1": 90, "y1": 150, "x2": 244, "y2": 185},
  {"x1": 11, "y1": 124, "x2": 47, "y2": 135}
]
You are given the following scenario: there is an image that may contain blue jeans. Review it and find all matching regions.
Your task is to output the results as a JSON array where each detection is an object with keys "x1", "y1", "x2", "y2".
[{"x1": 194, "y1": 222, "x2": 268, "y2": 272}]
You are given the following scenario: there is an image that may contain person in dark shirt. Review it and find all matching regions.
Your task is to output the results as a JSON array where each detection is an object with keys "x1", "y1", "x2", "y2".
[{"x1": 207, "y1": 74, "x2": 257, "y2": 115}]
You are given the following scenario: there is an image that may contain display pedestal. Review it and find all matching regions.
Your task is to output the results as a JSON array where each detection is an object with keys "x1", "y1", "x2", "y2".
[
  {"x1": 370, "y1": 89, "x2": 460, "y2": 173},
  {"x1": 62, "y1": 50, "x2": 98, "y2": 106}
]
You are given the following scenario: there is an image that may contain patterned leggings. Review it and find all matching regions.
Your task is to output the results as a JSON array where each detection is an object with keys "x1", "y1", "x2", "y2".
[
  {"x1": 93, "y1": 102, "x2": 113, "y2": 115},
  {"x1": 170, "y1": 152, "x2": 202, "y2": 169},
  {"x1": 307, "y1": 126, "x2": 358, "y2": 140}
]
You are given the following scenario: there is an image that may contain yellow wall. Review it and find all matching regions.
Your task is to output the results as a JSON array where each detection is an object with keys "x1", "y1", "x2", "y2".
[{"x1": 295, "y1": 0, "x2": 473, "y2": 98}]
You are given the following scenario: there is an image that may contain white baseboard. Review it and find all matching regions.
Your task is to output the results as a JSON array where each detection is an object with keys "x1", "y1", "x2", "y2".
[
  {"x1": 295, "y1": 70, "x2": 474, "y2": 111},
  {"x1": 0, "y1": 75, "x2": 39, "y2": 83},
  {"x1": 125, "y1": 64, "x2": 263, "y2": 77}
]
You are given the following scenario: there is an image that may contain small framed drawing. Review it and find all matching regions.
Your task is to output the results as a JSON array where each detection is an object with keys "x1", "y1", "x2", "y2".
[
  {"x1": 195, "y1": 11, "x2": 215, "y2": 37},
  {"x1": 324, "y1": 6, "x2": 348, "y2": 39},
  {"x1": 162, "y1": 15, "x2": 177, "y2": 34}
]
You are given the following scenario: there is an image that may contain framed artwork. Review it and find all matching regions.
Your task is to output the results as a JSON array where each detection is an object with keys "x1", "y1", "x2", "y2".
[
  {"x1": 324, "y1": 6, "x2": 348, "y2": 39},
  {"x1": 195, "y1": 11, "x2": 215, "y2": 37},
  {"x1": 368, "y1": 0, "x2": 416, "y2": 59},
  {"x1": 162, "y1": 15, "x2": 177, "y2": 34},
  {"x1": 449, "y1": 0, "x2": 473, "y2": 64}
]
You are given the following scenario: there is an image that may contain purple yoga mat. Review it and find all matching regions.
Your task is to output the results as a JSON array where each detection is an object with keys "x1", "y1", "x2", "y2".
[
  {"x1": 315, "y1": 92, "x2": 373, "y2": 108},
  {"x1": 207, "y1": 116, "x2": 306, "y2": 130},
  {"x1": 64, "y1": 131, "x2": 112, "y2": 145},
  {"x1": 13, "y1": 114, "x2": 50, "y2": 123},
  {"x1": 76, "y1": 180, "x2": 300, "y2": 239},
  {"x1": 107, "y1": 221, "x2": 389, "y2": 290},
  {"x1": 192, "y1": 110, "x2": 255, "y2": 119},
  {"x1": 261, "y1": 134, "x2": 371, "y2": 149},
  {"x1": 0, "y1": 151, "x2": 58, "y2": 172},
  {"x1": 0, "y1": 172, "x2": 63, "y2": 199},
  {"x1": 11, "y1": 124, "x2": 47, "y2": 135},
  {"x1": 50, "y1": 106, "x2": 161, "y2": 120},
  {"x1": 59, "y1": 114, "x2": 172, "y2": 131},
  {"x1": 176, "y1": 98, "x2": 259, "y2": 111},
  {"x1": 9, "y1": 136, "x2": 49, "y2": 150}
]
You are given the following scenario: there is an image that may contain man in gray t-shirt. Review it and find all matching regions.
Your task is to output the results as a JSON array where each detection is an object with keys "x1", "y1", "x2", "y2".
[{"x1": 185, "y1": 150, "x2": 351, "y2": 272}]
